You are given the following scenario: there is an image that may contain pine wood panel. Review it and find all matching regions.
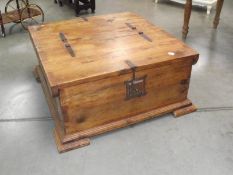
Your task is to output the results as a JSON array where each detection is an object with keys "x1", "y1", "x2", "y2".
[
  {"x1": 60, "y1": 59, "x2": 193, "y2": 134},
  {"x1": 29, "y1": 12, "x2": 198, "y2": 93}
]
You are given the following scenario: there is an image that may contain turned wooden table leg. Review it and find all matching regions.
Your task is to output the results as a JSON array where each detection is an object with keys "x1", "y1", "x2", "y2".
[
  {"x1": 213, "y1": 0, "x2": 224, "y2": 28},
  {"x1": 182, "y1": 0, "x2": 192, "y2": 39}
]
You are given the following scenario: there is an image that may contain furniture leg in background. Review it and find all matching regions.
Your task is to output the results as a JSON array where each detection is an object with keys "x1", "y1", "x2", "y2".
[
  {"x1": 74, "y1": 0, "x2": 95, "y2": 16},
  {"x1": 54, "y1": 0, "x2": 95, "y2": 16},
  {"x1": 0, "y1": 10, "x2": 6, "y2": 37},
  {"x1": 90, "y1": 0, "x2": 95, "y2": 13},
  {"x1": 213, "y1": 0, "x2": 224, "y2": 28},
  {"x1": 182, "y1": 0, "x2": 192, "y2": 39},
  {"x1": 74, "y1": 0, "x2": 80, "y2": 15},
  {"x1": 183, "y1": 0, "x2": 224, "y2": 38}
]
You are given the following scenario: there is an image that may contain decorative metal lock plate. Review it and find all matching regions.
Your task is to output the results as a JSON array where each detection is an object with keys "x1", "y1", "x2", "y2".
[{"x1": 125, "y1": 60, "x2": 147, "y2": 100}]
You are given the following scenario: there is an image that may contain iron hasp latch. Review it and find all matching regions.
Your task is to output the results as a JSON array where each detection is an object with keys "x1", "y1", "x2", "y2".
[{"x1": 125, "y1": 60, "x2": 147, "y2": 100}]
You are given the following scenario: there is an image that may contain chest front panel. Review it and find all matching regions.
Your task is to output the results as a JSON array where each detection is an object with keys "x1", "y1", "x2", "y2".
[{"x1": 60, "y1": 59, "x2": 192, "y2": 134}]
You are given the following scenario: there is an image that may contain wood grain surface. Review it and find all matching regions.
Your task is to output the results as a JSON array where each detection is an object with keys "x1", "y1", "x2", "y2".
[
  {"x1": 30, "y1": 12, "x2": 199, "y2": 153},
  {"x1": 60, "y1": 58, "x2": 193, "y2": 134},
  {"x1": 29, "y1": 12, "x2": 199, "y2": 94}
]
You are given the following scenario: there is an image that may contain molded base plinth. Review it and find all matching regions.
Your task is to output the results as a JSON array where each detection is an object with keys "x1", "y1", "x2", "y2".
[
  {"x1": 54, "y1": 129, "x2": 90, "y2": 153},
  {"x1": 173, "y1": 104, "x2": 197, "y2": 117}
]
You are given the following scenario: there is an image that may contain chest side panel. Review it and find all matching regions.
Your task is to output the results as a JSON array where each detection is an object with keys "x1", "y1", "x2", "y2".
[{"x1": 59, "y1": 59, "x2": 193, "y2": 134}]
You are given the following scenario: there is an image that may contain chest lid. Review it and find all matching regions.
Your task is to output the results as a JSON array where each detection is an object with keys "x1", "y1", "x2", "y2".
[{"x1": 29, "y1": 12, "x2": 199, "y2": 92}]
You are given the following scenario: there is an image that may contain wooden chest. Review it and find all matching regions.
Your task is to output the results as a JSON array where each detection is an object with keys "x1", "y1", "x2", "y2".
[{"x1": 29, "y1": 12, "x2": 199, "y2": 153}]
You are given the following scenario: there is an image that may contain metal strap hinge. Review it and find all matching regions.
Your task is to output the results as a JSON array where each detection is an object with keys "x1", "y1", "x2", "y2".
[
  {"x1": 138, "y1": 31, "x2": 152, "y2": 42},
  {"x1": 126, "y1": 22, "x2": 137, "y2": 30},
  {"x1": 59, "y1": 32, "x2": 75, "y2": 57},
  {"x1": 125, "y1": 23, "x2": 152, "y2": 42}
]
